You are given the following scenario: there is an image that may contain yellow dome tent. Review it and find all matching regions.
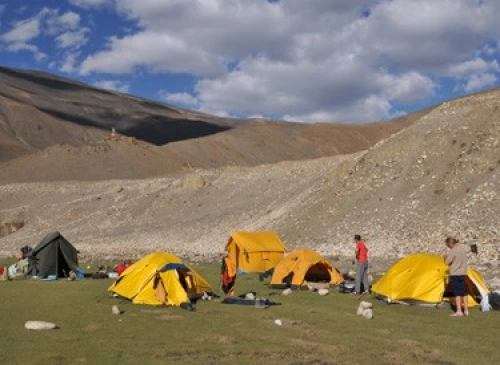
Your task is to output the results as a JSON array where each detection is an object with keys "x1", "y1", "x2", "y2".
[
  {"x1": 108, "y1": 252, "x2": 212, "y2": 307},
  {"x1": 371, "y1": 253, "x2": 490, "y2": 306},
  {"x1": 225, "y1": 231, "x2": 286, "y2": 273},
  {"x1": 270, "y1": 249, "x2": 344, "y2": 288}
]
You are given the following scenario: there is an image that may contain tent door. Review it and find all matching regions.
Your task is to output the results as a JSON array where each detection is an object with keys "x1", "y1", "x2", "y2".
[
  {"x1": 304, "y1": 263, "x2": 331, "y2": 283},
  {"x1": 177, "y1": 269, "x2": 197, "y2": 300},
  {"x1": 56, "y1": 244, "x2": 71, "y2": 278}
]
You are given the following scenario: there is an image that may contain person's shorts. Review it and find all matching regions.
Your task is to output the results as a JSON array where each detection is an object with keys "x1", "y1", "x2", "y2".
[{"x1": 450, "y1": 275, "x2": 467, "y2": 297}]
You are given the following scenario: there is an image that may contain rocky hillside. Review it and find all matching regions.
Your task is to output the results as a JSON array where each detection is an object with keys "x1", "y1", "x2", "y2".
[
  {"x1": 1, "y1": 89, "x2": 498, "y2": 276},
  {"x1": 0, "y1": 66, "x2": 237, "y2": 162},
  {"x1": 306, "y1": 89, "x2": 500, "y2": 264},
  {"x1": 0, "y1": 66, "x2": 416, "y2": 183}
]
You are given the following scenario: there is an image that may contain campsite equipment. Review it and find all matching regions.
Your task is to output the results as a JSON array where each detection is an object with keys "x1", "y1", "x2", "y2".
[
  {"x1": 270, "y1": 249, "x2": 343, "y2": 289},
  {"x1": 371, "y1": 253, "x2": 490, "y2": 307},
  {"x1": 221, "y1": 297, "x2": 281, "y2": 307},
  {"x1": 339, "y1": 280, "x2": 356, "y2": 293},
  {"x1": 221, "y1": 255, "x2": 237, "y2": 295},
  {"x1": 489, "y1": 292, "x2": 500, "y2": 310},
  {"x1": 224, "y1": 231, "x2": 286, "y2": 273},
  {"x1": 108, "y1": 252, "x2": 212, "y2": 307},
  {"x1": 1, "y1": 266, "x2": 9, "y2": 281},
  {"x1": 26, "y1": 232, "x2": 79, "y2": 279}
]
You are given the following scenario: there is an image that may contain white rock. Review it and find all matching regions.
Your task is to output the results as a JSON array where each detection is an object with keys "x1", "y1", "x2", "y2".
[
  {"x1": 111, "y1": 305, "x2": 122, "y2": 315},
  {"x1": 318, "y1": 288, "x2": 329, "y2": 296},
  {"x1": 274, "y1": 319, "x2": 283, "y2": 326},
  {"x1": 357, "y1": 301, "x2": 373, "y2": 316},
  {"x1": 356, "y1": 306, "x2": 364, "y2": 316},
  {"x1": 25, "y1": 321, "x2": 57, "y2": 330},
  {"x1": 359, "y1": 301, "x2": 373, "y2": 309},
  {"x1": 362, "y1": 308, "x2": 373, "y2": 319}
]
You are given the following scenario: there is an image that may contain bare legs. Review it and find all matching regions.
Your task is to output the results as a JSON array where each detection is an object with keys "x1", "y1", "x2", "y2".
[{"x1": 452, "y1": 296, "x2": 469, "y2": 316}]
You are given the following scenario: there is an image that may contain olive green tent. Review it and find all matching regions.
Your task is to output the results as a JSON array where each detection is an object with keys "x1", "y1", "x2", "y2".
[{"x1": 27, "y1": 231, "x2": 79, "y2": 278}]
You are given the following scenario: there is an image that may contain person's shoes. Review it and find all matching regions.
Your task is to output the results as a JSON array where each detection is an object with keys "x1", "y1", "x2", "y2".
[
  {"x1": 464, "y1": 311, "x2": 469, "y2": 317},
  {"x1": 450, "y1": 312, "x2": 464, "y2": 317},
  {"x1": 350, "y1": 292, "x2": 359, "y2": 295}
]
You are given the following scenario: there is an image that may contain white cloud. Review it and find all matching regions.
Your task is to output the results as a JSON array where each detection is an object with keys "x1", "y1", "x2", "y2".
[
  {"x1": 0, "y1": 14, "x2": 42, "y2": 43},
  {"x1": 284, "y1": 94, "x2": 398, "y2": 124},
  {"x1": 0, "y1": 7, "x2": 89, "y2": 69},
  {"x1": 381, "y1": 72, "x2": 436, "y2": 103},
  {"x1": 159, "y1": 92, "x2": 199, "y2": 108},
  {"x1": 463, "y1": 73, "x2": 498, "y2": 93},
  {"x1": 74, "y1": 0, "x2": 500, "y2": 122},
  {"x1": 82, "y1": 0, "x2": 372, "y2": 76},
  {"x1": 80, "y1": 32, "x2": 226, "y2": 76},
  {"x1": 3, "y1": 1, "x2": 498, "y2": 123},
  {"x1": 0, "y1": 12, "x2": 47, "y2": 61},
  {"x1": 191, "y1": 57, "x2": 435, "y2": 122},
  {"x1": 45, "y1": 11, "x2": 81, "y2": 34},
  {"x1": 59, "y1": 51, "x2": 80, "y2": 73},
  {"x1": 446, "y1": 58, "x2": 499, "y2": 77},
  {"x1": 93, "y1": 79, "x2": 130, "y2": 93},
  {"x1": 69, "y1": 0, "x2": 112, "y2": 7},
  {"x1": 55, "y1": 29, "x2": 89, "y2": 49},
  {"x1": 356, "y1": 0, "x2": 500, "y2": 71},
  {"x1": 6, "y1": 42, "x2": 47, "y2": 61}
]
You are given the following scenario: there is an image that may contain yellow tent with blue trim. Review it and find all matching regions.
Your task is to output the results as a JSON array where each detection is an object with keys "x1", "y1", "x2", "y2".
[
  {"x1": 108, "y1": 252, "x2": 212, "y2": 306},
  {"x1": 225, "y1": 231, "x2": 286, "y2": 273},
  {"x1": 371, "y1": 253, "x2": 489, "y2": 306}
]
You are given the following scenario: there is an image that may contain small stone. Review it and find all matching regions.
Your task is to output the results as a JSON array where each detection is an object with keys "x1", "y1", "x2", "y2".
[
  {"x1": 318, "y1": 288, "x2": 329, "y2": 296},
  {"x1": 362, "y1": 308, "x2": 373, "y2": 319},
  {"x1": 112, "y1": 305, "x2": 122, "y2": 315},
  {"x1": 25, "y1": 321, "x2": 57, "y2": 330}
]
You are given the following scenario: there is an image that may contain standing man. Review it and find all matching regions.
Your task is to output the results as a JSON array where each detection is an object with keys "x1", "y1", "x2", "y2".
[
  {"x1": 443, "y1": 237, "x2": 469, "y2": 316},
  {"x1": 353, "y1": 234, "x2": 369, "y2": 295}
]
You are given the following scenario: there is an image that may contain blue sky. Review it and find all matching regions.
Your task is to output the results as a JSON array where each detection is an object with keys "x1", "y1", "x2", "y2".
[{"x1": 1, "y1": 0, "x2": 499, "y2": 123}]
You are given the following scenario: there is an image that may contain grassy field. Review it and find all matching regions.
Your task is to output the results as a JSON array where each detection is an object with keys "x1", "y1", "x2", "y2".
[{"x1": 0, "y1": 260, "x2": 498, "y2": 365}]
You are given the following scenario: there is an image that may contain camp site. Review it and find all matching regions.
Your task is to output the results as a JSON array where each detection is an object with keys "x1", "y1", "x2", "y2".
[
  {"x1": 2, "y1": 24, "x2": 500, "y2": 364},
  {"x1": 1, "y1": 229, "x2": 500, "y2": 364}
]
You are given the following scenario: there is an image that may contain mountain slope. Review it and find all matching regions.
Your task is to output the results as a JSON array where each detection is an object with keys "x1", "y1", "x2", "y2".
[
  {"x1": 285, "y1": 88, "x2": 500, "y2": 263},
  {"x1": 1, "y1": 89, "x2": 498, "y2": 269},
  {"x1": 0, "y1": 66, "x2": 420, "y2": 182},
  {"x1": 0, "y1": 66, "x2": 238, "y2": 162}
]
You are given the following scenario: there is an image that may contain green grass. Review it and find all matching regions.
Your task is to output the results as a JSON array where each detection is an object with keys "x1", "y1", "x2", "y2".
[{"x1": 0, "y1": 262, "x2": 499, "y2": 365}]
